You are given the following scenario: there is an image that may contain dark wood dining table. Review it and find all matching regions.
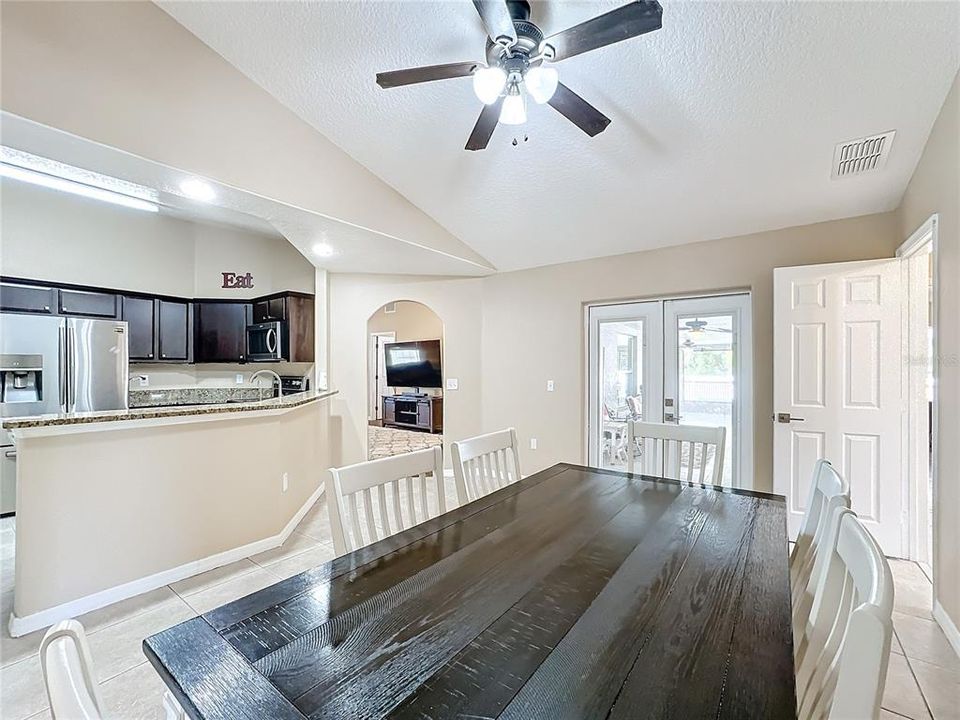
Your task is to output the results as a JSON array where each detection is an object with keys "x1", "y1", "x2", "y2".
[{"x1": 144, "y1": 463, "x2": 796, "y2": 719}]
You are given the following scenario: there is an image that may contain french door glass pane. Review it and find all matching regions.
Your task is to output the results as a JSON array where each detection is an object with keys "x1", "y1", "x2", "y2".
[
  {"x1": 675, "y1": 313, "x2": 735, "y2": 485},
  {"x1": 598, "y1": 320, "x2": 644, "y2": 470}
]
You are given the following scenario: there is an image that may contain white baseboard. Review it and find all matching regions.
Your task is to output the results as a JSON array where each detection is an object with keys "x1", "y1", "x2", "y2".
[
  {"x1": 933, "y1": 600, "x2": 960, "y2": 659},
  {"x1": 8, "y1": 483, "x2": 326, "y2": 638}
]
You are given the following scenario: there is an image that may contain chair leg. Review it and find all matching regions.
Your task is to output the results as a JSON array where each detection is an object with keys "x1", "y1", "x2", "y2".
[{"x1": 163, "y1": 691, "x2": 187, "y2": 720}]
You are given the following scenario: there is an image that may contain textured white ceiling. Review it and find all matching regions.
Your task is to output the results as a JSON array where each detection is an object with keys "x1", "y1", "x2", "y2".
[{"x1": 159, "y1": 1, "x2": 959, "y2": 271}]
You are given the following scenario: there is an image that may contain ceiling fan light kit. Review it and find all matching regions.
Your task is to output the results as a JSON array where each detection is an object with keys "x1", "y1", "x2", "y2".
[{"x1": 375, "y1": 0, "x2": 663, "y2": 150}]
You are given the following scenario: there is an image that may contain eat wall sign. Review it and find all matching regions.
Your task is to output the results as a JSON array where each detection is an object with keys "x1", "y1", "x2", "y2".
[{"x1": 222, "y1": 272, "x2": 254, "y2": 289}]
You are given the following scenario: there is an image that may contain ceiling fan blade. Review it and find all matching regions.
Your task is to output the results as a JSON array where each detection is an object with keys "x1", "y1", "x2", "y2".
[
  {"x1": 472, "y1": 0, "x2": 517, "y2": 45},
  {"x1": 465, "y1": 98, "x2": 504, "y2": 151},
  {"x1": 547, "y1": 83, "x2": 611, "y2": 137},
  {"x1": 376, "y1": 61, "x2": 479, "y2": 89},
  {"x1": 544, "y1": 0, "x2": 662, "y2": 62}
]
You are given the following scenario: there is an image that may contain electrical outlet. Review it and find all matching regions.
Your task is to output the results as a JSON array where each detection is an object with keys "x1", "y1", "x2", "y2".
[
  {"x1": 446, "y1": 378, "x2": 459, "y2": 390},
  {"x1": 546, "y1": 380, "x2": 555, "y2": 392},
  {"x1": 282, "y1": 472, "x2": 289, "y2": 492},
  {"x1": 530, "y1": 438, "x2": 538, "y2": 450},
  {"x1": 236, "y1": 374, "x2": 244, "y2": 384},
  {"x1": 138, "y1": 375, "x2": 149, "y2": 388}
]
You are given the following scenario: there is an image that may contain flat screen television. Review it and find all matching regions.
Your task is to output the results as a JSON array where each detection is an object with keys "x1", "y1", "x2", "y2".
[{"x1": 384, "y1": 339, "x2": 442, "y2": 389}]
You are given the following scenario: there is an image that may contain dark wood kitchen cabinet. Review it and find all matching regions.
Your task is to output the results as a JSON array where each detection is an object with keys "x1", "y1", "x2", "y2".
[
  {"x1": 0, "y1": 283, "x2": 57, "y2": 315},
  {"x1": 58, "y1": 289, "x2": 118, "y2": 318},
  {"x1": 121, "y1": 296, "x2": 157, "y2": 361},
  {"x1": 157, "y1": 300, "x2": 191, "y2": 361},
  {"x1": 121, "y1": 297, "x2": 191, "y2": 363},
  {"x1": 252, "y1": 296, "x2": 286, "y2": 323},
  {"x1": 194, "y1": 302, "x2": 250, "y2": 363}
]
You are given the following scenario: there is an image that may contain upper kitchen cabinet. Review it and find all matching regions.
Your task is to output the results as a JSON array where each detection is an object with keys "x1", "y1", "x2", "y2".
[
  {"x1": 121, "y1": 297, "x2": 191, "y2": 363},
  {"x1": 194, "y1": 301, "x2": 250, "y2": 363},
  {"x1": 121, "y1": 296, "x2": 157, "y2": 361},
  {"x1": 58, "y1": 289, "x2": 118, "y2": 318},
  {"x1": 158, "y1": 300, "x2": 191, "y2": 362},
  {"x1": 0, "y1": 282, "x2": 57, "y2": 315},
  {"x1": 253, "y1": 292, "x2": 315, "y2": 362}
]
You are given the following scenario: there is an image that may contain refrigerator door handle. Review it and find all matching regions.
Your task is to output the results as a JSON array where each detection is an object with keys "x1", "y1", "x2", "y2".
[
  {"x1": 68, "y1": 325, "x2": 77, "y2": 411},
  {"x1": 59, "y1": 324, "x2": 68, "y2": 412}
]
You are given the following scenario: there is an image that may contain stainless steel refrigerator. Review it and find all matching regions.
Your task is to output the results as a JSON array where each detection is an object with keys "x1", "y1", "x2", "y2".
[{"x1": 1, "y1": 314, "x2": 128, "y2": 514}]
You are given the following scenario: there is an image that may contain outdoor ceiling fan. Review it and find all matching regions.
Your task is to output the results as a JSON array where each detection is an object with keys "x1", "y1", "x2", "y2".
[{"x1": 375, "y1": 0, "x2": 663, "y2": 150}]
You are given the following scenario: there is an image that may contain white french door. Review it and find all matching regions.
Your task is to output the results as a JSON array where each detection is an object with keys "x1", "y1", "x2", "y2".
[
  {"x1": 587, "y1": 293, "x2": 753, "y2": 488},
  {"x1": 773, "y1": 259, "x2": 903, "y2": 557}
]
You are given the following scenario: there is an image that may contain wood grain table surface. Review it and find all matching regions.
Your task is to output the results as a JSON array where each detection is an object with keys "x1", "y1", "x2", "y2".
[{"x1": 144, "y1": 462, "x2": 796, "y2": 719}]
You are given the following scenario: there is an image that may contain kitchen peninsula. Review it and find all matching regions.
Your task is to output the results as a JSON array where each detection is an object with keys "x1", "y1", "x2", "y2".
[{"x1": 4, "y1": 388, "x2": 337, "y2": 637}]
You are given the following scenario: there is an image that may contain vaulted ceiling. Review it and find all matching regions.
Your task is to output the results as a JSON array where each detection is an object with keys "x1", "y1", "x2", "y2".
[{"x1": 160, "y1": 1, "x2": 958, "y2": 272}]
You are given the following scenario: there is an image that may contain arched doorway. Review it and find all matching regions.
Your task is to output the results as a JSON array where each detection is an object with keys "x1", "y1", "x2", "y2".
[{"x1": 366, "y1": 300, "x2": 444, "y2": 460}]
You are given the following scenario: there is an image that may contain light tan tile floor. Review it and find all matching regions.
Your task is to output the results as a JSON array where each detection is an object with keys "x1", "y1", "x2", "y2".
[
  {"x1": 0, "y1": 512, "x2": 956, "y2": 719},
  {"x1": 0, "y1": 502, "x2": 336, "y2": 720}
]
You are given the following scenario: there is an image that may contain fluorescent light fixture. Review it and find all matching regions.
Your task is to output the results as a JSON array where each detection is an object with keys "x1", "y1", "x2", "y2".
[
  {"x1": 311, "y1": 242, "x2": 335, "y2": 257},
  {"x1": 0, "y1": 162, "x2": 159, "y2": 213},
  {"x1": 179, "y1": 178, "x2": 216, "y2": 202}
]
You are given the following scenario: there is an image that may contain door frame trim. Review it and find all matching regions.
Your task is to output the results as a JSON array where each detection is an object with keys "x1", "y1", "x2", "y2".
[
  {"x1": 367, "y1": 331, "x2": 396, "y2": 421},
  {"x1": 897, "y1": 214, "x2": 939, "y2": 574}
]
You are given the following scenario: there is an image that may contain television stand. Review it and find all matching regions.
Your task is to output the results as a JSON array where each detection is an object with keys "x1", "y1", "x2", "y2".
[{"x1": 382, "y1": 394, "x2": 443, "y2": 433}]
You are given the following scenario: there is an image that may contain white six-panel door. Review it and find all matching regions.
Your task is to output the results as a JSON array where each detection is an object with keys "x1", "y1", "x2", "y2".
[{"x1": 773, "y1": 259, "x2": 903, "y2": 557}]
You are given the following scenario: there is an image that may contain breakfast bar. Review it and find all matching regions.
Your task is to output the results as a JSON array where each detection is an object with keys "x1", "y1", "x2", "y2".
[{"x1": 4, "y1": 389, "x2": 337, "y2": 637}]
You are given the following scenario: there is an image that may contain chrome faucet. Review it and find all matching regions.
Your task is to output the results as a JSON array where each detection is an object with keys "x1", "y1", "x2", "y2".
[{"x1": 250, "y1": 369, "x2": 283, "y2": 399}]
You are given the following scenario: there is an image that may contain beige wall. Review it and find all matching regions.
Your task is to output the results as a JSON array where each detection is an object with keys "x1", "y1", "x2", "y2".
[
  {"x1": 13, "y1": 400, "x2": 330, "y2": 620},
  {"x1": 897, "y1": 72, "x2": 960, "y2": 633},
  {"x1": 0, "y1": 180, "x2": 314, "y2": 298},
  {"x1": 330, "y1": 212, "x2": 899, "y2": 480},
  {"x1": 328, "y1": 276, "x2": 484, "y2": 468},
  {"x1": 368, "y1": 301, "x2": 443, "y2": 342},
  {"x1": 0, "y1": 0, "x2": 488, "y2": 269}
]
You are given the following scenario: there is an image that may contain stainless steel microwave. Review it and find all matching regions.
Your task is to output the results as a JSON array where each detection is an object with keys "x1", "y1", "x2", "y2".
[{"x1": 246, "y1": 321, "x2": 288, "y2": 362}]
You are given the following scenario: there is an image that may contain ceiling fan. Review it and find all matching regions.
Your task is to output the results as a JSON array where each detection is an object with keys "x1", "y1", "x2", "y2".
[
  {"x1": 375, "y1": 0, "x2": 663, "y2": 150},
  {"x1": 683, "y1": 318, "x2": 733, "y2": 334}
]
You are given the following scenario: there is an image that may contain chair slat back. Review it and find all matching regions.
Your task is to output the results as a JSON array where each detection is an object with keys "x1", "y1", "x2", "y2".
[
  {"x1": 795, "y1": 509, "x2": 894, "y2": 720},
  {"x1": 626, "y1": 421, "x2": 726, "y2": 486},
  {"x1": 327, "y1": 446, "x2": 445, "y2": 555},
  {"x1": 451, "y1": 428, "x2": 522, "y2": 504},
  {"x1": 790, "y1": 460, "x2": 851, "y2": 618},
  {"x1": 40, "y1": 620, "x2": 104, "y2": 720}
]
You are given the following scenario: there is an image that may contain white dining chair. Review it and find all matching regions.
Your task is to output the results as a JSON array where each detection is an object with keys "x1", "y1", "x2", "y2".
[
  {"x1": 40, "y1": 619, "x2": 188, "y2": 720},
  {"x1": 790, "y1": 460, "x2": 850, "y2": 606},
  {"x1": 625, "y1": 421, "x2": 726, "y2": 486},
  {"x1": 327, "y1": 446, "x2": 446, "y2": 555},
  {"x1": 794, "y1": 509, "x2": 894, "y2": 720},
  {"x1": 451, "y1": 428, "x2": 522, "y2": 505},
  {"x1": 40, "y1": 620, "x2": 104, "y2": 720}
]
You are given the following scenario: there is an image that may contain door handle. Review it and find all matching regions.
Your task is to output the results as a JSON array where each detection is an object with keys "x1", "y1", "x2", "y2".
[
  {"x1": 266, "y1": 328, "x2": 277, "y2": 354},
  {"x1": 58, "y1": 325, "x2": 67, "y2": 411},
  {"x1": 775, "y1": 412, "x2": 805, "y2": 423}
]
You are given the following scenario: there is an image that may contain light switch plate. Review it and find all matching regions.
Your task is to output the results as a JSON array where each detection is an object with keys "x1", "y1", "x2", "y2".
[
  {"x1": 446, "y1": 378, "x2": 459, "y2": 390},
  {"x1": 236, "y1": 374, "x2": 244, "y2": 384},
  {"x1": 530, "y1": 438, "x2": 538, "y2": 450},
  {"x1": 546, "y1": 380, "x2": 555, "y2": 392},
  {"x1": 139, "y1": 376, "x2": 149, "y2": 388},
  {"x1": 282, "y1": 472, "x2": 289, "y2": 492}
]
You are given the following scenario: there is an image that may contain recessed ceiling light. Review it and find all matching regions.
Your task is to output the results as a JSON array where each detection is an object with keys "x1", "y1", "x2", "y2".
[
  {"x1": 312, "y1": 242, "x2": 335, "y2": 257},
  {"x1": 179, "y1": 178, "x2": 216, "y2": 202}
]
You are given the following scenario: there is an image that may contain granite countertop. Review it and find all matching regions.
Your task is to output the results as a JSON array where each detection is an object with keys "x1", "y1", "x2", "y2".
[{"x1": 2, "y1": 389, "x2": 338, "y2": 430}]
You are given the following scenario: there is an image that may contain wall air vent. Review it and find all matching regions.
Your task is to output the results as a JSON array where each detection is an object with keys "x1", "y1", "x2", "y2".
[
  {"x1": 384, "y1": 302, "x2": 397, "y2": 314},
  {"x1": 832, "y1": 131, "x2": 895, "y2": 179}
]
